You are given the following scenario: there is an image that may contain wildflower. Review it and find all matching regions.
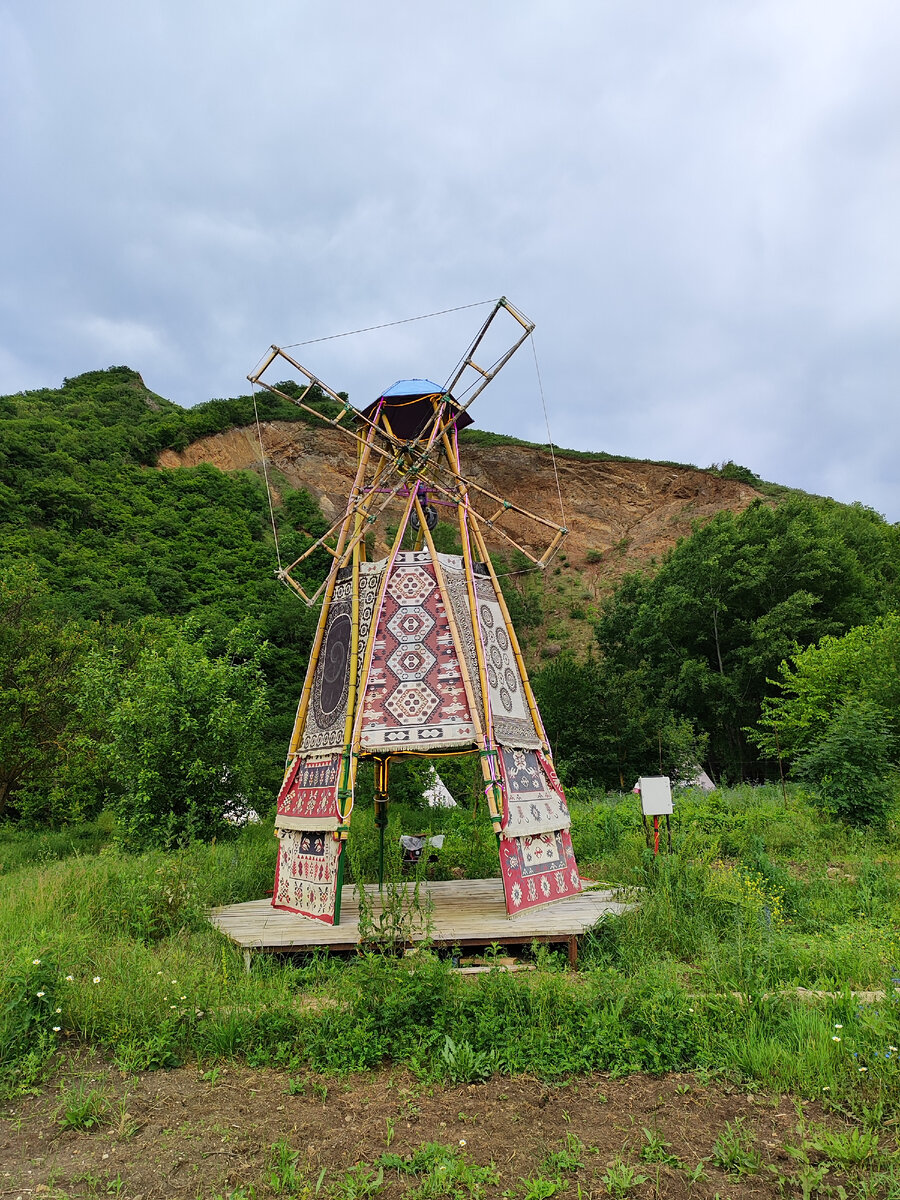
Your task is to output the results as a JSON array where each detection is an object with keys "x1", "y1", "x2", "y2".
[
  {"x1": 157, "y1": 971, "x2": 163, "y2": 976},
  {"x1": 52, "y1": 1026, "x2": 61, "y2": 1033},
  {"x1": 170, "y1": 1005, "x2": 177, "y2": 1010},
  {"x1": 32, "y1": 959, "x2": 41, "y2": 965},
  {"x1": 180, "y1": 995, "x2": 186, "y2": 1000},
  {"x1": 55, "y1": 1008, "x2": 61, "y2": 1014},
  {"x1": 92, "y1": 977, "x2": 100, "y2": 984},
  {"x1": 832, "y1": 1036, "x2": 841, "y2": 1042},
  {"x1": 822, "y1": 1086, "x2": 830, "y2": 1091},
  {"x1": 65, "y1": 975, "x2": 74, "y2": 982},
  {"x1": 171, "y1": 979, "x2": 177, "y2": 984},
  {"x1": 859, "y1": 1067, "x2": 867, "y2": 1073},
  {"x1": 459, "y1": 1139, "x2": 467, "y2": 1147},
  {"x1": 36, "y1": 991, "x2": 45, "y2": 998},
  {"x1": 834, "y1": 1024, "x2": 843, "y2": 1029},
  {"x1": 890, "y1": 1046, "x2": 898, "y2": 1052}
]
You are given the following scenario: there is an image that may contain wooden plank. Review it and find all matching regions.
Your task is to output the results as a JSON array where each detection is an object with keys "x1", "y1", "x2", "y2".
[{"x1": 208, "y1": 878, "x2": 631, "y2": 952}]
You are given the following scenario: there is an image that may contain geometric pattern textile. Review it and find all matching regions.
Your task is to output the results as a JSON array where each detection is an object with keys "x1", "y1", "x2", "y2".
[
  {"x1": 441, "y1": 556, "x2": 542, "y2": 748},
  {"x1": 498, "y1": 746, "x2": 571, "y2": 837},
  {"x1": 275, "y1": 751, "x2": 342, "y2": 830},
  {"x1": 300, "y1": 563, "x2": 384, "y2": 752},
  {"x1": 358, "y1": 551, "x2": 477, "y2": 752},
  {"x1": 272, "y1": 828, "x2": 342, "y2": 922},
  {"x1": 499, "y1": 827, "x2": 581, "y2": 913}
]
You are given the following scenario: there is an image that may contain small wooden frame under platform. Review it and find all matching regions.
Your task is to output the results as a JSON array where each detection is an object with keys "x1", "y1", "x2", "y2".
[{"x1": 209, "y1": 878, "x2": 630, "y2": 972}]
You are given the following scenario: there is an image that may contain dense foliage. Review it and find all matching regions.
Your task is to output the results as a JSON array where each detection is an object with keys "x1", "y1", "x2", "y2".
[
  {"x1": 3, "y1": 365, "x2": 899, "y2": 836},
  {"x1": 753, "y1": 613, "x2": 900, "y2": 825},
  {"x1": 592, "y1": 497, "x2": 900, "y2": 784},
  {"x1": 0, "y1": 367, "x2": 336, "y2": 830}
]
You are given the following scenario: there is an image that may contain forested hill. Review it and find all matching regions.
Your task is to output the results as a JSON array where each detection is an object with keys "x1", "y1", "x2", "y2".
[{"x1": 2, "y1": 366, "x2": 899, "y2": 833}]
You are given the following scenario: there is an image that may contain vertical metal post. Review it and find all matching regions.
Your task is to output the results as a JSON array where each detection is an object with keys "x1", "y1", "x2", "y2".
[{"x1": 374, "y1": 757, "x2": 389, "y2": 888}]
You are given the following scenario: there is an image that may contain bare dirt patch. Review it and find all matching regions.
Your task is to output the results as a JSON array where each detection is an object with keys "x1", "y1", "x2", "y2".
[{"x1": 0, "y1": 1050, "x2": 833, "y2": 1199}]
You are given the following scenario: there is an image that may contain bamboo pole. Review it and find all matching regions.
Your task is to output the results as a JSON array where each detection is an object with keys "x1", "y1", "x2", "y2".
[
  {"x1": 468, "y1": 513, "x2": 552, "y2": 754},
  {"x1": 285, "y1": 419, "x2": 379, "y2": 763},
  {"x1": 348, "y1": 486, "x2": 420, "y2": 759},
  {"x1": 438, "y1": 451, "x2": 505, "y2": 829},
  {"x1": 414, "y1": 495, "x2": 502, "y2": 830}
]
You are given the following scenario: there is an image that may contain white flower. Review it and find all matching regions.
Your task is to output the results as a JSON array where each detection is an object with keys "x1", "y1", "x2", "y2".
[
  {"x1": 832, "y1": 1036, "x2": 841, "y2": 1042},
  {"x1": 180, "y1": 995, "x2": 186, "y2": 1000},
  {"x1": 170, "y1": 1005, "x2": 177, "y2": 1010},
  {"x1": 36, "y1": 991, "x2": 45, "y2": 998},
  {"x1": 52, "y1": 1026, "x2": 61, "y2": 1032},
  {"x1": 157, "y1": 971, "x2": 163, "y2": 976},
  {"x1": 834, "y1": 1024, "x2": 843, "y2": 1029},
  {"x1": 859, "y1": 1067, "x2": 867, "y2": 1073},
  {"x1": 32, "y1": 959, "x2": 41, "y2": 965},
  {"x1": 65, "y1": 975, "x2": 74, "y2": 982},
  {"x1": 890, "y1": 1046, "x2": 898, "y2": 1052},
  {"x1": 822, "y1": 1086, "x2": 830, "y2": 1091},
  {"x1": 55, "y1": 1008, "x2": 62, "y2": 1014},
  {"x1": 92, "y1": 977, "x2": 101, "y2": 984},
  {"x1": 171, "y1": 979, "x2": 177, "y2": 984},
  {"x1": 459, "y1": 1139, "x2": 467, "y2": 1147}
]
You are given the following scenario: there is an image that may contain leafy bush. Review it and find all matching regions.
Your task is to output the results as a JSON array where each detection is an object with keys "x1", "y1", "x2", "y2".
[
  {"x1": 78, "y1": 621, "x2": 270, "y2": 849},
  {"x1": 793, "y1": 697, "x2": 897, "y2": 827}
]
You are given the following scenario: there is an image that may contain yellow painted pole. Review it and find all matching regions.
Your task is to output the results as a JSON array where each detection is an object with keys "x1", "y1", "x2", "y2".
[
  {"x1": 285, "y1": 419, "x2": 379, "y2": 764},
  {"x1": 414, "y1": 495, "x2": 502, "y2": 830},
  {"x1": 468, "y1": 515, "x2": 552, "y2": 754}
]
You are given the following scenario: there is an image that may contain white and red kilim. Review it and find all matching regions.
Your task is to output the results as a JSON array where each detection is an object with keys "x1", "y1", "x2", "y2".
[
  {"x1": 359, "y1": 552, "x2": 476, "y2": 752},
  {"x1": 273, "y1": 829, "x2": 342, "y2": 922},
  {"x1": 497, "y1": 746, "x2": 571, "y2": 838},
  {"x1": 499, "y1": 827, "x2": 581, "y2": 913},
  {"x1": 275, "y1": 751, "x2": 342, "y2": 829}
]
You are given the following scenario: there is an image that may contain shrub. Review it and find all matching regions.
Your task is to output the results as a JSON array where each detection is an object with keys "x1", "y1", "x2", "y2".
[{"x1": 793, "y1": 697, "x2": 897, "y2": 827}]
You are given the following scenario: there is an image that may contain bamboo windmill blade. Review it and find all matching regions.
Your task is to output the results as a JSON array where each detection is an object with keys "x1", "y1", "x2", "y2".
[
  {"x1": 277, "y1": 460, "x2": 428, "y2": 603},
  {"x1": 421, "y1": 467, "x2": 568, "y2": 567},
  {"x1": 248, "y1": 347, "x2": 400, "y2": 465},
  {"x1": 442, "y1": 297, "x2": 536, "y2": 422}
]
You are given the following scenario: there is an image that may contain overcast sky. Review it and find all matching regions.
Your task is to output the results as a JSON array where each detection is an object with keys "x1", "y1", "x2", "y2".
[{"x1": 2, "y1": 2, "x2": 898, "y2": 519}]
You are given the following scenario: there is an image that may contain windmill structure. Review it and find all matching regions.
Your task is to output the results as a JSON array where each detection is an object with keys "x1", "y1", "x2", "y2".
[{"x1": 248, "y1": 298, "x2": 582, "y2": 925}]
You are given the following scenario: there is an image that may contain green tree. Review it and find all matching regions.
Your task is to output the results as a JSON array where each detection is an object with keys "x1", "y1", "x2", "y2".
[
  {"x1": 792, "y1": 698, "x2": 897, "y2": 827},
  {"x1": 533, "y1": 652, "x2": 705, "y2": 789},
  {"x1": 596, "y1": 497, "x2": 900, "y2": 780},
  {"x1": 0, "y1": 565, "x2": 89, "y2": 821},
  {"x1": 79, "y1": 619, "x2": 271, "y2": 849},
  {"x1": 753, "y1": 612, "x2": 900, "y2": 762}
]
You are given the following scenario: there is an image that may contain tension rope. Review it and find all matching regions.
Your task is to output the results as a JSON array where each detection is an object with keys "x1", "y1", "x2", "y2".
[
  {"x1": 531, "y1": 334, "x2": 567, "y2": 533},
  {"x1": 252, "y1": 299, "x2": 568, "y2": 583},
  {"x1": 281, "y1": 298, "x2": 495, "y2": 349},
  {"x1": 251, "y1": 381, "x2": 283, "y2": 571}
]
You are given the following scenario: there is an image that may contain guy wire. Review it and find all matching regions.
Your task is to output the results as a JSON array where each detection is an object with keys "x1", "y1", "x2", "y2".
[
  {"x1": 282, "y1": 298, "x2": 494, "y2": 349},
  {"x1": 251, "y1": 382, "x2": 283, "y2": 572},
  {"x1": 532, "y1": 335, "x2": 567, "y2": 532}
]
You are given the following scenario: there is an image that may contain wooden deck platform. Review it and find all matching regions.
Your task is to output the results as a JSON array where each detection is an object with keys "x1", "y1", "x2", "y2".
[{"x1": 209, "y1": 879, "x2": 631, "y2": 969}]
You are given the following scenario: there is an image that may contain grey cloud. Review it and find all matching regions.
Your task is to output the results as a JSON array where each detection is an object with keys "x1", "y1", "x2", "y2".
[{"x1": 1, "y1": 0, "x2": 898, "y2": 517}]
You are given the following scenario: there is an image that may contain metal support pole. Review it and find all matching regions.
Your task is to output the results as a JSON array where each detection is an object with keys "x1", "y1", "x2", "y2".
[{"x1": 374, "y1": 757, "x2": 389, "y2": 888}]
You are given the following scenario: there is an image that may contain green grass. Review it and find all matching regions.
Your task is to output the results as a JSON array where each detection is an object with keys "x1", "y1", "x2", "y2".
[{"x1": 2, "y1": 784, "x2": 900, "y2": 1127}]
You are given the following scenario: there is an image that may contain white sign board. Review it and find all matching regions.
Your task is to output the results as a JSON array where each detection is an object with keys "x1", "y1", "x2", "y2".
[{"x1": 638, "y1": 776, "x2": 673, "y2": 816}]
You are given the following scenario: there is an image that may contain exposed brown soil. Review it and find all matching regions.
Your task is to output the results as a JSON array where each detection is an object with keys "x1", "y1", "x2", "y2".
[
  {"x1": 1, "y1": 1050, "x2": 837, "y2": 1200},
  {"x1": 157, "y1": 423, "x2": 759, "y2": 586},
  {"x1": 158, "y1": 422, "x2": 761, "y2": 659}
]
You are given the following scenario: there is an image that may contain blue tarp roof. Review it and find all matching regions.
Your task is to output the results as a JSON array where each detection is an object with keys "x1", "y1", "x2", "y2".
[{"x1": 379, "y1": 378, "x2": 444, "y2": 398}]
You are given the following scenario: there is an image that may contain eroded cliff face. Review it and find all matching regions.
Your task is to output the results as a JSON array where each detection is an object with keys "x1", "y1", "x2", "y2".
[
  {"x1": 157, "y1": 420, "x2": 760, "y2": 587},
  {"x1": 159, "y1": 422, "x2": 761, "y2": 659}
]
